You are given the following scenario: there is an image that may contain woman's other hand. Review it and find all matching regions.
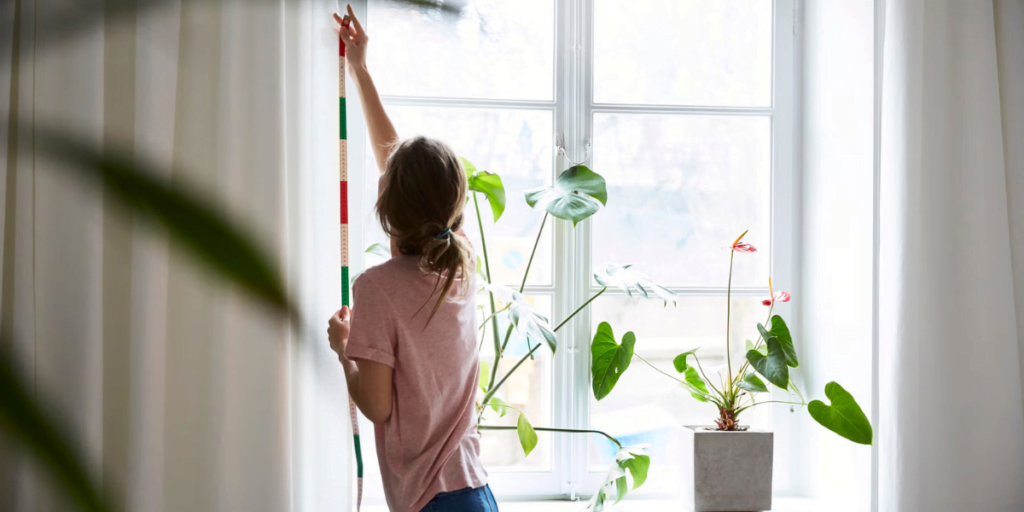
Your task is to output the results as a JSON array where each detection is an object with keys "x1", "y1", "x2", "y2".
[
  {"x1": 328, "y1": 306, "x2": 352, "y2": 361},
  {"x1": 334, "y1": 5, "x2": 368, "y2": 70}
]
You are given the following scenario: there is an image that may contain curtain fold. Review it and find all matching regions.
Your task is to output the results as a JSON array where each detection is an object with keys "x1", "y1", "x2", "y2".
[
  {"x1": 878, "y1": 0, "x2": 1024, "y2": 510},
  {"x1": 0, "y1": 0, "x2": 352, "y2": 510}
]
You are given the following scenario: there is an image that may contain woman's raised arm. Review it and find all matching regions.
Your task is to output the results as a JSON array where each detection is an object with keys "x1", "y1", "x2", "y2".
[{"x1": 336, "y1": 5, "x2": 397, "y2": 175}]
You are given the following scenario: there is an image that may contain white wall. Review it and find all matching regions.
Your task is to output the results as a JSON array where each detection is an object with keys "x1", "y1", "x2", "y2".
[{"x1": 797, "y1": 0, "x2": 875, "y2": 508}]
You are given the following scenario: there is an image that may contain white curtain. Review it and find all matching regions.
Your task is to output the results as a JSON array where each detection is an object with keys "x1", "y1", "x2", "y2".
[
  {"x1": 0, "y1": 0, "x2": 352, "y2": 511},
  {"x1": 878, "y1": 0, "x2": 1024, "y2": 510}
]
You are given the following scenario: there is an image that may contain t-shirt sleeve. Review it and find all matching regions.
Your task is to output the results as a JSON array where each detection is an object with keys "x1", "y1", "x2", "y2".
[{"x1": 345, "y1": 274, "x2": 397, "y2": 368}]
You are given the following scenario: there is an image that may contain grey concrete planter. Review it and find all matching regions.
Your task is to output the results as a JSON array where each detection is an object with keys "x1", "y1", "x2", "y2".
[{"x1": 681, "y1": 426, "x2": 773, "y2": 511}]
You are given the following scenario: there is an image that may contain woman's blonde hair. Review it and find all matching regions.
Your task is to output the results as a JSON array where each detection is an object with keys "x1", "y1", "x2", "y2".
[{"x1": 376, "y1": 136, "x2": 473, "y2": 324}]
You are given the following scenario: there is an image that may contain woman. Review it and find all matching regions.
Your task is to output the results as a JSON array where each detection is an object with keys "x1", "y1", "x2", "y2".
[{"x1": 327, "y1": 6, "x2": 497, "y2": 512}]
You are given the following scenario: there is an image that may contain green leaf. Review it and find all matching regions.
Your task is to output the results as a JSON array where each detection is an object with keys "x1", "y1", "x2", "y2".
[
  {"x1": 478, "y1": 361, "x2": 490, "y2": 392},
  {"x1": 516, "y1": 413, "x2": 538, "y2": 456},
  {"x1": 593, "y1": 263, "x2": 678, "y2": 304},
  {"x1": 365, "y1": 242, "x2": 391, "y2": 260},
  {"x1": 764, "y1": 315, "x2": 798, "y2": 367},
  {"x1": 525, "y1": 165, "x2": 607, "y2": 225},
  {"x1": 41, "y1": 131, "x2": 292, "y2": 317},
  {"x1": 484, "y1": 283, "x2": 558, "y2": 353},
  {"x1": 808, "y1": 382, "x2": 873, "y2": 445},
  {"x1": 463, "y1": 157, "x2": 506, "y2": 222},
  {"x1": 0, "y1": 349, "x2": 112, "y2": 512},
  {"x1": 745, "y1": 339, "x2": 755, "y2": 352},
  {"x1": 673, "y1": 348, "x2": 698, "y2": 373},
  {"x1": 684, "y1": 367, "x2": 710, "y2": 402},
  {"x1": 737, "y1": 373, "x2": 769, "y2": 393},
  {"x1": 488, "y1": 397, "x2": 509, "y2": 417},
  {"x1": 746, "y1": 337, "x2": 790, "y2": 389},
  {"x1": 614, "y1": 476, "x2": 628, "y2": 504},
  {"x1": 591, "y1": 322, "x2": 636, "y2": 400},
  {"x1": 619, "y1": 452, "x2": 651, "y2": 490}
]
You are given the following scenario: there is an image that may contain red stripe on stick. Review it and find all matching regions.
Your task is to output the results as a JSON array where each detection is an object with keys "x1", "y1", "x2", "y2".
[{"x1": 340, "y1": 181, "x2": 348, "y2": 224}]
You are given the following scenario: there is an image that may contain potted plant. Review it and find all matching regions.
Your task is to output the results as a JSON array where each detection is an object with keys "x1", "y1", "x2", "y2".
[
  {"x1": 591, "y1": 231, "x2": 873, "y2": 511},
  {"x1": 365, "y1": 158, "x2": 671, "y2": 506}
]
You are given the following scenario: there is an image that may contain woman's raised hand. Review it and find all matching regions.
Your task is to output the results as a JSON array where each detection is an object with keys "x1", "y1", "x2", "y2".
[{"x1": 334, "y1": 4, "x2": 368, "y2": 70}]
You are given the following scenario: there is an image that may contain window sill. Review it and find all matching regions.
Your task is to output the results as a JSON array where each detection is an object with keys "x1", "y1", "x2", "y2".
[{"x1": 365, "y1": 496, "x2": 834, "y2": 512}]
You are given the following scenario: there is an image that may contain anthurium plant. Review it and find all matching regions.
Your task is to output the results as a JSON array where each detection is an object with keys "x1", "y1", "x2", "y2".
[{"x1": 592, "y1": 231, "x2": 874, "y2": 446}]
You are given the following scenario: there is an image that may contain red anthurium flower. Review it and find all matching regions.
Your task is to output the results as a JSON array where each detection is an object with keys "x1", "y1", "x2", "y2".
[
  {"x1": 729, "y1": 230, "x2": 758, "y2": 253},
  {"x1": 762, "y1": 291, "x2": 791, "y2": 306}
]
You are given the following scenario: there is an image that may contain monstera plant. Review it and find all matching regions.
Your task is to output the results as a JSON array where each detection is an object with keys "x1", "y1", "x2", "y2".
[
  {"x1": 591, "y1": 230, "x2": 873, "y2": 446},
  {"x1": 457, "y1": 157, "x2": 671, "y2": 508}
]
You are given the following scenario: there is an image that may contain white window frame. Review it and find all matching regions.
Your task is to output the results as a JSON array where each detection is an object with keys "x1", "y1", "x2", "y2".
[{"x1": 347, "y1": 0, "x2": 799, "y2": 500}]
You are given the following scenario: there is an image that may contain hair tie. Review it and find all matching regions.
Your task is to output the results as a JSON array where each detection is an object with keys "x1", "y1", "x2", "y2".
[{"x1": 436, "y1": 227, "x2": 452, "y2": 239}]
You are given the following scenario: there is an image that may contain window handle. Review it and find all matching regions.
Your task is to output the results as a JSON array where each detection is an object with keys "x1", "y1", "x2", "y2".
[{"x1": 555, "y1": 136, "x2": 592, "y2": 167}]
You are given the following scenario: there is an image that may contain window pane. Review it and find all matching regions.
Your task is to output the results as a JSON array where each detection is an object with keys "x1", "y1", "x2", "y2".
[
  {"x1": 588, "y1": 296, "x2": 773, "y2": 493},
  {"x1": 593, "y1": 0, "x2": 773, "y2": 107},
  {"x1": 478, "y1": 294, "x2": 553, "y2": 470},
  {"x1": 369, "y1": 0, "x2": 555, "y2": 101},
  {"x1": 373, "y1": 106, "x2": 555, "y2": 287},
  {"x1": 591, "y1": 114, "x2": 770, "y2": 287}
]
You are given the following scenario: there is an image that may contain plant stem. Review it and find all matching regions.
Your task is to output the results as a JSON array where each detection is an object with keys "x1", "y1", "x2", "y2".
[
  {"x1": 474, "y1": 193, "x2": 503, "y2": 393},
  {"x1": 725, "y1": 249, "x2": 735, "y2": 402},
  {"x1": 500, "y1": 324, "x2": 514, "y2": 353},
  {"x1": 634, "y1": 353, "x2": 686, "y2": 385},
  {"x1": 519, "y1": 212, "x2": 548, "y2": 293},
  {"x1": 478, "y1": 308, "x2": 487, "y2": 352},
  {"x1": 634, "y1": 353, "x2": 723, "y2": 406},
  {"x1": 480, "y1": 342, "x2": 541, "y2": 411},
  {"x1": 692, "y1": 353, "x2": 723, "y2": 399},
  {"x1": 482, "y1": 288, "x2": 607, "y2": 419},
  {"x1": 479, "y1": 304, "x2": 510, "y2": 332},
  {"x1": 478, "y1": 425, "x2": 622, "y2": 449},
  {"x1": 554, "y1": 287, "x2": 607, "y2": 332}
]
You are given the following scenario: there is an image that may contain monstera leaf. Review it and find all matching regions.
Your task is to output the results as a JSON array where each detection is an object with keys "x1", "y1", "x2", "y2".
[
  {"x1": 593, "y1": 263, "x2": 677, "y2": 304},
  {"x1": 591, "y1": 322, "x2": 636, "y2": 400},
  {"x1": 746, "y1": 337, "x2": 790, "y2": 389},
  {"x1": 617, "y1": 448, "x2": 651, "y2": 490},
  {"x1": 588, "y1": 446, "x2": 650, "y2": 510},
  {"x1": 483, "y1": 282, "x2": 557, "y2": 353},
  {"x1": 462, "y1": 157, "x2": 506, "y2": 222},
  {"x1": 808, "y1": 382, "x2": 873, "y2": 445},
  {"x1": 525, "y1": 165, "x2": 607, "y2": 225}
]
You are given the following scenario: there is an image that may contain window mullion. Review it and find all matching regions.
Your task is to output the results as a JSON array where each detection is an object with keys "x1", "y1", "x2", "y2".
[{"x1": 565, "y1": 0, "x2": 597, "y2": 499}]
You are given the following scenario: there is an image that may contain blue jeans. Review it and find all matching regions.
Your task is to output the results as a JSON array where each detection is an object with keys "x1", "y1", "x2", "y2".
[{"x1": 419, "y1": 485, "x2": 498, "y2": 512}]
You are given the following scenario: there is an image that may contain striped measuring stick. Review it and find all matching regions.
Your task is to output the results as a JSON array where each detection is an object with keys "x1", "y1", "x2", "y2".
[{"x1": 339, "y1": 13, "x2": 364, "y2": 511}]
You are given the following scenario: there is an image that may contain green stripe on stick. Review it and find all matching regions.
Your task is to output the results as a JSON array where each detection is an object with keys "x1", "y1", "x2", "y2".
[{"x1": 342, "y1": 266, "x2": 350, "y2": 307}]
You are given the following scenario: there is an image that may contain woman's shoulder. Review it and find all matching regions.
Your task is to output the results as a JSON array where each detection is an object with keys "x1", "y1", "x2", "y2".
[{"x1": 354, "y1": 255, "x2": 421, "y2": 288}]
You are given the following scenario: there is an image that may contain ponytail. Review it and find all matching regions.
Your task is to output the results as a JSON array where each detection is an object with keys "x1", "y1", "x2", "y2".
[{"x1": 419, "y1": 220, "x2": 473, "y2": 323}]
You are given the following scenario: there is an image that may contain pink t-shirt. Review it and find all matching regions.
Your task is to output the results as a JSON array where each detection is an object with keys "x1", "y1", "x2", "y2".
[{"x1": 345, "y1": 254, "x2": 487, "y2": 512}]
